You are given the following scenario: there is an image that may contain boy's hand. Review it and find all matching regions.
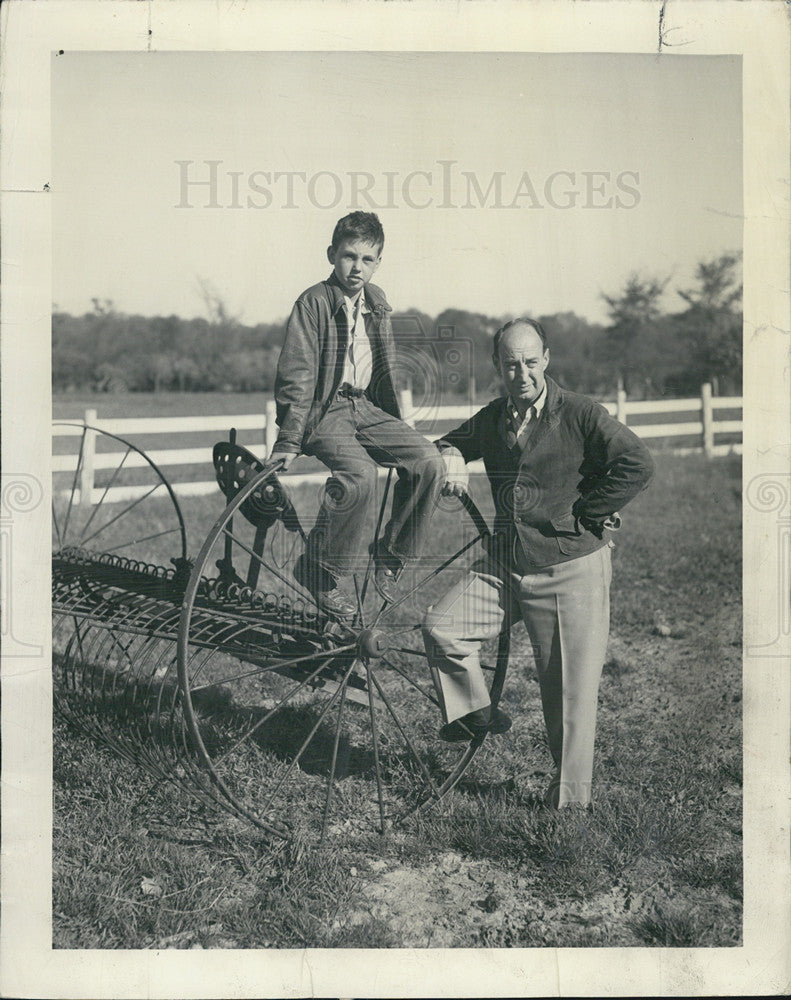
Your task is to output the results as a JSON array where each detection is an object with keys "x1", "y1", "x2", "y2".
[
  {"x1": 440, "y1": 450, "x2": 469, "y2": 498},
  {"x1": 270, "y1": 449, "x2": 298, "y2": 471}
]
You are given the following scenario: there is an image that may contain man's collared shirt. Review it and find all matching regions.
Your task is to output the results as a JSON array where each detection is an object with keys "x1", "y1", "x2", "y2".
[
  {"x1": 341, "y1": 292, "x2": 373, "y2": 389},
  {"x1": 441, "y1": 387, "x2": 549, "y2": 494},
  {"x1": 506, "y1": 385, "x2": 547, "y2": 450}
]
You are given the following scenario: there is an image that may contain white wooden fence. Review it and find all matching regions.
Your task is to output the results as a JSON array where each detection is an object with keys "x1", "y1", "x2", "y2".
[{"x1": 53, "y1": 384, "x2": 742, "y2": 505}]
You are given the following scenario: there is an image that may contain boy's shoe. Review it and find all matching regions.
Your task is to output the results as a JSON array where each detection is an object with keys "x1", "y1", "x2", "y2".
[
  {"x1": 294, "y1": 555, "x2": 356, "y2": 619},
  {"x1": 373, "y1": 550, "x2": 405, "y2": 604},
  {"x1": 439, "y1": 706, "x2": 512, "y2": 743}
]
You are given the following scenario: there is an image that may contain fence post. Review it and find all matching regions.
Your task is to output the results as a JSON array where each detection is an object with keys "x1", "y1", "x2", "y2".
[
  {"x1": 701, "y1": 382, "x2": 714, "y2": 458},
  {"x1": 399, "y1": 387, "x2": 415, "y2": 427},
  {"x1": 80, "y1": 408, "x2": 97, "y2": 506},
  {"x1": 616, "y1": 388, "x2": 627, "y2": 425},
  {"x1": 264, "y1": 399, "x2": 277, "y2": 457}
]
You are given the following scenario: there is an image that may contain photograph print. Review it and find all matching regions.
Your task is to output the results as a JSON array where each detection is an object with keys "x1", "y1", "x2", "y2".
[{"x1": 50, "y1": 48, "x2": 744, "y2": 953}]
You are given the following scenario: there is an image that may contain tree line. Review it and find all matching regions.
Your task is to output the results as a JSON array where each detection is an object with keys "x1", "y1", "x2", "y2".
[{"x1": 52, "y1": 253, "x2": 742, "y2": 398}]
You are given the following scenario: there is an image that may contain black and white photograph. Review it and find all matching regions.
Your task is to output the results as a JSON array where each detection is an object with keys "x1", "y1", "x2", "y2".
[{"x1": 2, "y1": 1, "x2": 789, "y2": 997}]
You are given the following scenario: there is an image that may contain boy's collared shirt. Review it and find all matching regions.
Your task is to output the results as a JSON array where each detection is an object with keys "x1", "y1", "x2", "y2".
[{"x1": 341, "y1": 291, "x2": 373, "y2": 389}]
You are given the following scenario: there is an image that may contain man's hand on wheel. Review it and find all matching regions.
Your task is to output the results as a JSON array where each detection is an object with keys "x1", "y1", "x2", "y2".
[
  {"x1": 270, "y1": 450, "x2": 298, "y2": 471},
  {"x1": 440, "y1": 450, "x2": 469, "y2": 498},
  {"x1": 442, "y1": 478, "x2": 468, "y2": 498}
]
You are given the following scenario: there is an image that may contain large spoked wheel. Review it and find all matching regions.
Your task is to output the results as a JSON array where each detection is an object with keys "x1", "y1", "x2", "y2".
[
  {"x1": 52, "y1": 423, "x2": 192, "y2": 787},
  {"x1": 52, "y1": 422, "x2": 188, "y2": 562},
  {"x1": 177, "y1": 458, "x2": 510, "y2": 840}
]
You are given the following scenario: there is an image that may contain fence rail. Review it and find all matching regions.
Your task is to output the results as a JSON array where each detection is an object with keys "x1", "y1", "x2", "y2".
[{"x1": 53, "y1": 384, "x2": 742, "y2": 504}]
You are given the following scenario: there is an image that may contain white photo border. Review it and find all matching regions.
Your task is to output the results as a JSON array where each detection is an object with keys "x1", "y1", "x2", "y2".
[{"x1": 1, "y1": 1, "x2": 788, "y2": 997}]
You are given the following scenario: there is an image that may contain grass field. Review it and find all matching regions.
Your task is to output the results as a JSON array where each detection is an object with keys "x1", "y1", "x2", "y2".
[{"x1": 52, "y1": 451, "x2": 742, "y2": 949}]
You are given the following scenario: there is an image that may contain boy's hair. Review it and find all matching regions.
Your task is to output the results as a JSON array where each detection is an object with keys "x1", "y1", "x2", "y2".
[
  {"x1": 492, "y1": 317, "x2": 549, "y2": 356},
  {"x1": 331, "y1": 212, "x2": 385, "y2": 253}
]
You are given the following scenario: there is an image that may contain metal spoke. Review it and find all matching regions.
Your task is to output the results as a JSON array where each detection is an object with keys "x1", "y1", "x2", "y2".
[
  {"x1": 320, "y1": 682, "x2": 349, "y2": 844},
  {"x1": 389, "y1": 645, "x2": 429, "y2": 659},
  {"x1": 78, "y1": 446, "x2": 132, "y2": 541},
  {"x1": 372, "y1": 532, "x2": 485, "y2": 626},
  {"x1": 366, "y1": 661, "x2": 387, "y2": 835},
  {"x1": 213, "y1": 646, "x2": 357, "y2": 765},
  {"x1": 183, "y1": 610, "x2": 325, "y2": 689},
  {"x1": 257, "y1": 657, "x2": 360, "y2": 820},
  {"x1": 221, "y1": 525, "x2": 319, "y2": 611},
  {"x1": 380, "y1": 654, "x2": 439, "y2": 707},
  {"x1": 61, "y1": 426, "x2": 87, "y2": 544},
  {"x1": 352, "y1": 573, "x2": 365, "y2": 627},
  {"x1": 79, "y1": 483, "x2": 164, "y2": 548},
  {"x1": 368, "y1": 664, "x2": 442, "y2": 802},
  {"x1": 101, "y1": 526, "x2": 180, "y2": 555},
  {"x1": 360, "y1": 467, "x2": 393, "y2": 607},
  {"x1": 385, "y1": 623, "x2": 423, "y2": 637},
  {"x1": 190, "y1": 643, "x2": 355, "y2": 693}
]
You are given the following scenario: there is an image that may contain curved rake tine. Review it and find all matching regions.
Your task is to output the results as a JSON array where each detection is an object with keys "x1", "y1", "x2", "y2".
[
  {"x1": 360, "y1": 467, "x2": 393, "y2": 608},
  {"x1": 79, "y1": 482, "x2": 164, "y2": 548},
  {"x1": 175, "y1": 611, "x2": 273, "y2": 692},
  {"x1": 175, "y1": 610, "x2": 284, "y2": 690},
  {"x1": 106, "y1": 617, "x2": 251, "y2": 814},
  {"x1": 368, "y1": 665, "x2": 442, "y2": 802},
  {"x1": 320, "y1": 684, "x2": 349, "y2": 845},
  {"x1": 172, "y1": 671, "x2": 287, "y2": 834}
]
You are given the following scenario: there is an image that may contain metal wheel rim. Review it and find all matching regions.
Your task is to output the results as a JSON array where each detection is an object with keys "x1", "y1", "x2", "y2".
[{"x1": 176, "y1": 461, "x2": 511, "y2": 838}]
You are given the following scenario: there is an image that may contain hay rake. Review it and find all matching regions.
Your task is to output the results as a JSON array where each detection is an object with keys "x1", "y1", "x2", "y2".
[{"x1": 53, "y1": 423, "x2": 510, "y2": 840}]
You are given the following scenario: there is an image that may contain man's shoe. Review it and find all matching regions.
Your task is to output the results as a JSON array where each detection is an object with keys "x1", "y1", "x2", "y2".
[
  {"x1": 294, "y1": 555, "x2": 356, "y2": 619},
  {"x1": 439, "y1": 706, "x2": 512, "y2": 743},
  {"x1": 543, "y1": 773, "x2": 561, "y2": 810}
]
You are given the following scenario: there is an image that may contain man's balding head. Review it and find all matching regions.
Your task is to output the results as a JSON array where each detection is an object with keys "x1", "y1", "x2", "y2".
[{"x1": 492, "y1": 319, "x2": 550, "y2": 413}]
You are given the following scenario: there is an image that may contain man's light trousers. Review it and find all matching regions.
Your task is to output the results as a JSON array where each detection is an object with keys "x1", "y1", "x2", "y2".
[{"x1": 423, "y1": 543, "x2": 613, "y2": 807}]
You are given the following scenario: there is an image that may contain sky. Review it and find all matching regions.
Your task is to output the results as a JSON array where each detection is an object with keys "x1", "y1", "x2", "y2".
[{"x1": 52, "y1": 52, "x2": 742, "y2": 326}]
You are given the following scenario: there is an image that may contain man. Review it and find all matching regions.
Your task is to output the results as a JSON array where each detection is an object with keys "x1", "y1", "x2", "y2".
[{"x1": 422, "y1": 318, "x2": 654, "y2": 808}]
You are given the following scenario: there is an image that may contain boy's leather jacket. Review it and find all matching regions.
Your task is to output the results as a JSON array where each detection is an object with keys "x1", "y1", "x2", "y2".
[{"x1": 274, "y1": 273, "x2": 401, "y2": 453}]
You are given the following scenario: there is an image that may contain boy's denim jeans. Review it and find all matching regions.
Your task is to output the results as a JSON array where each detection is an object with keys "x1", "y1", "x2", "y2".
[{"x1": 302, "y1": 394, "x2": 445, "y2": 578}]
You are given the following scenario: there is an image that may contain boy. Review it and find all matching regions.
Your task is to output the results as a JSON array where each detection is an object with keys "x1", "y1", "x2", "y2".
[{"x1": 271, "y1": 212, "x2": 444, "y2": 618}]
